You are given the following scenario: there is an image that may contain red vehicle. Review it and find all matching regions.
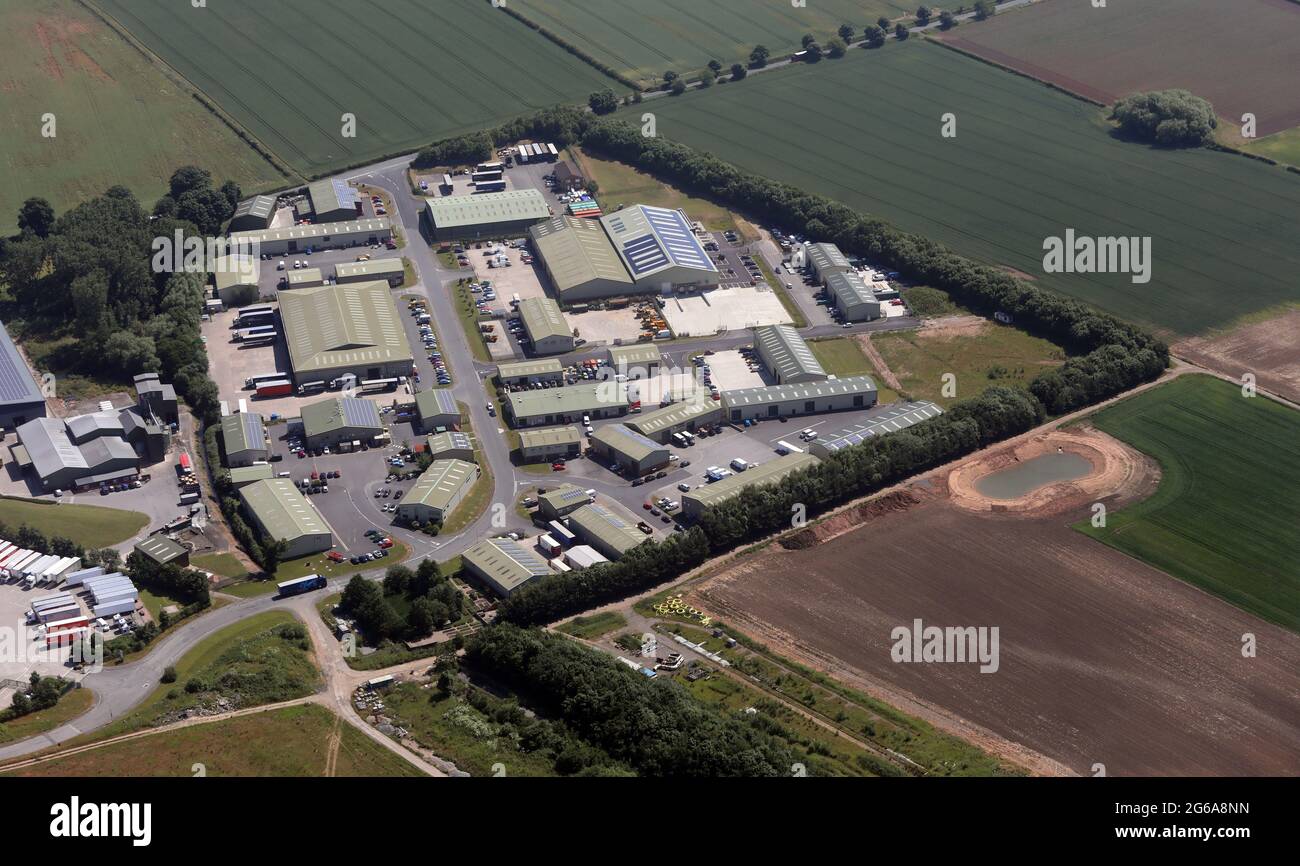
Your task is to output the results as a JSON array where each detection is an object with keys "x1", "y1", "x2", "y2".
[
  {"x1": 551, "y1": 463, "x2": 566, "y2": 471},
  {"x1": 378, "y1": 538, "x2": 394, "y2": 549},
  {"x1": 327, "y1": 551, "x2": 345, "y2": 562}
]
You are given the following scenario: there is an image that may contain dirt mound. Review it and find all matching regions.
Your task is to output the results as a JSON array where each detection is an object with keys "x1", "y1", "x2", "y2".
[{"x1": 780, "y1": 490, "x2": 923, "y2": 549}]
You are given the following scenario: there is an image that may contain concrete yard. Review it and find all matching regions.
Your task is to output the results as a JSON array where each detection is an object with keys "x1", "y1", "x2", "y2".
[
  {"x1": 660, "y1": 285, "x2": 792, "y2": 337},
  {"x1": 700, "y1": 350, "x2": 771, "y2": 391},
  {"x1": 567, "y1": 307, "x2": 645, "y2": 347}
]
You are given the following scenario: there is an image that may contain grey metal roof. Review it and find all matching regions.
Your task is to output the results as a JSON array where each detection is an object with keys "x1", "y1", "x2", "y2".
[
  {"x1": 425, "y1": 431, "x2": 473, "y2": 457},
  {"x1": 628, "y1": 398, "x2": 721, "y2": 437},
  {"x1": 301, "y1": 396, "x2": 383, "y2": 438},
  {"x1": 66, "y1": 411, "x2": 125, "y2": 441},
  {"x1": 755, "y1": 325, "x2": 826, "y2": 383},
  {"x1": 508, "y1": 382, "x2": 629, "y2": 420},
  {"x1": 592, "y1": 424, "x2": 666, "y2": 464},
  {"x1": 135, "y1": 535, "x2": 187, "y2": 565},
  {"x1": 17, "y1": 418, "x2": 88, "y2": 475},
  {"x1": 403, "y1": 459, "x2": 477, "y2": 512},
  {"x1": 824, "y1": 270, "x2": 879, "y2": 311},
  {"x1": 233, "y1": 195, "x2": 276, "y2": 221},
  {"x1": 600, "y1": 205, "x2": 717, "y2": 279},
  {"x1": 79, "y1": 436, "x2": 138, "y2": 469},
  {"x1": 805, "y1": 242, "x2": 851, "y2": 275},
  {"x1": 0, "y1": 321, "x2": 45, "y2": 406},
  {"x1": 685, "y1": 453, "x2": 821, "y2": 509},
  {"x1": 722, "y1": 375, "x2": 877, "y2": 408},
  {"x1": 424, "y1": 190, "x2": 550, "y2": 230},
  {"x1": 229, "y1": 218, "x2": 390, "y2": 247},
  {"x1": 415, "y1": 388, "x2": 458, "y2": 420},
  {"x1": 221, "y1": 412, "x2": 266, "y2": 454},
  {"x1": 811, "y1": 401, "x2": 944, "y2": 453},
  {"x1": 463, "y1": 538, "x2": 550, "y2": 593},
  {"x1": 568, "y1": 503, "x2": 647, "y2": 556}
]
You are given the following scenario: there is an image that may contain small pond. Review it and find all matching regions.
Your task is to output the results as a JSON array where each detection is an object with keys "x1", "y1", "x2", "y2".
[{"x1": 974, "y1": 451, "x2": 1092, "y2": 500}]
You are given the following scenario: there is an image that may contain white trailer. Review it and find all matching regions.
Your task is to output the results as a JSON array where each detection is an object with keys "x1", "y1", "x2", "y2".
[
  {"x1": 0, "y1": 548, "x2": 32, "y2": 576},
  {"x1": 6, "y1": 550, "x2": 40, "y2": 578},
  {"x1": 43, "y1": 556, "x2": 81, "y2": 583},
  {"x1": 63, "y1": 566, "x2": 105, "y2": 587},
  {"x1": 37, "y1": 603, "x2": 82, "y2": 623},
  {"x1": 23, "y1": 554, "x2": 58, "y2": 579},
  {"x1": 93, "y1": 598, "x2": 138, "y2": 618}
]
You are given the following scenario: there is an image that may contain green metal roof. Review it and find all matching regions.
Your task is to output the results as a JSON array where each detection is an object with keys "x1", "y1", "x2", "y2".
[
  {"x1": 497, "y1": 358, "x2": 563, "y2": 380},
  {"x1": 518, "y1": 297, "x2": 571, "y2": 343},
  {"x1": 508, "y1": 382, "x2": 628, "y2": 420},
  {"x1": 628, "y1": 398, "x2": 721, "y2": 437},
  {"x1": 211, "y1": 254, "x2": 259, "y2": 291},
  {"x1": 300, "y1": 396, "x2": 383, "y2": 438},
  {"x1": 308, "y1": 178, "x2": 359, "y2": 216},
  {"x1": 135, "y1": 535, "x2": 187, "y2": 565},
  {"x1": 607, "y1": 344, "x2": 661, "y2": 368},
  {"x1": 415, "y1": 389, "x2": 459, "y2": 422},
  {"x1": 403, "y1": 459, "x2": 477, "y2": 512},
  {"x1": 335, "y1": 258, "x2": 403, "y2": 281},
  {"x1": 425, "y1": 431, "x2": 474, "y2": 458},
  {"x1": 229, "y1": 217, "x2": 390, "y2": 246},
  {"x1": 240, "y1": 478, "x2": 331, "y2": 542},
  {"x1": 517, "y1": 425, "x2": 582, "y2": 450},
  {"x1": 424, "y1": 190, "x2": 550, "y2": 230},
  {"x1": 722, "y1": 375, "x2": 877, "y2": 409},
  {"x1": 285, "y1": 267, "x2": 323, "y2": 287},
  {"x1": 538, "y1": 484, "x2": 591, "y2": 512},
  {"x1": 463, "y1": 538, "x2": 550, "y2": 593},
  {"x1": 278, "y1": 282, "x2": 411, "y2": 376},
  {"x1": 221, "y1": 412, "x2": 266, "y2": 456},
  {"x1": 685, "y1": 453, "x2": 820, "y2": 510},
  {"x1": 591, "y1": 424, "x2": 666, "y2": 464},
  {"x1": 569, "y1": 503, "x2": 648, "y2": 557},
  {"x1": 229, "y1": 464, "x2": 274, "y2": 485},
  {"x1": 529, "y1": 216, "x2": 633, "y2": 295},
  {"x1": 755, "y1": 324, "x2": 826, "y2": 383}
]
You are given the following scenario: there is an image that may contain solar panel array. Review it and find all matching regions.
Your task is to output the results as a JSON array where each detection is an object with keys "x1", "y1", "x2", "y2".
[
  {"x1": 642, "y1": 206, "x2": 714, "y2": 272},
  {"x1": 607, "y1": 206, "x2": 716, "y2": 278},
  {"x1": 0, "y1": 322, "x2": 43, "y2": 404}
]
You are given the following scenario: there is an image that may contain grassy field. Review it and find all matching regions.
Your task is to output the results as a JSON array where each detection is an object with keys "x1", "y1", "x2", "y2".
[
  {"x1": 556, "y1": 611, "x2": 627, "y2": 640},
  {"x1": 511, "y1": 0, "x2": 912, "y2": 84},
  {"x1": 572, "y1": 147, "x2": 738, "y2": 230},
  {"x1": 632, "y1": 41, "x2": 1300, "y2": 337},
  {"x1": 1076, "y1": 375, "x2": 1300, "y2": 632},
  {"x1": 0, "y1": 496, "x2": 147, "y2": 547},
  {"x1": 88, "y1": 610, "x2": 319, "y2": 741},
  {"x1": 871, "y1": 320, "x2": 1064, "y2": 407},
  {"x1": 900, "y1": 285, "x2": 970, "y2": 319},
  {"x1": 0, "y1": 688, "x2": 93, "y2": 744},
  {"x1": 936, "y1": 0, "x2": 1300, "y2": 138},
  {"x1": 0, "y1": 0, "x2": 283, "y2": 234},
  {"x1": 6, "y1": 704, "x2": 424, "y2": 776},
  {"x1": 1243, "y1": 127, "x2": 1300, "y2": 168},
  {"x1": 95, "y1": 0, "x2": 614, "y2": 175},
  {"x1": 808, "y1": 337, "x2": 873, "y2": 377},
  {"x1": 191, "y1": 552, "x2": 248, "y2": 579}
]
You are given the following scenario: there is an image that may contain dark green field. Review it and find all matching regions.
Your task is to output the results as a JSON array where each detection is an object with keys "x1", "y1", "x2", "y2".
[
  {"x1": 93, "y1": 0, "x2": 613, "y2": 174},
  {"x1": 635, "y1": 42, "x2": 1300, "y2": 336},
  {"x1": 1076, "y1": 375, "x2": 1300, "y2": 632},
  {"x1": 512, "y1": 0, "x2": 911, "y2": 83}
]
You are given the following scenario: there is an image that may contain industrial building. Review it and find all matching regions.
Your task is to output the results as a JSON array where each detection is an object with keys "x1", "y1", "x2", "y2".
[
  {"x1": 590, "y1": 424, "x2": 669, "y2": 476},
  {"x1": 221, "y1": 412, "x2": 268, "y2": 467},
  {"x1": 462, "y1": 537, "x2": 551, "y2": 597},
  {"x1": 607, "y1": 344, "x2": 661, "y2": 378},
  {"x1": 134, "y1": 535, "x2": 190, "y2": 569},
  {"x1": 228, "y1": 194, "x2": 277, "y2": 233},
  {"x1": 538, "y1": 484, "x2": 593, "y2": 520},
  {"x1": 211, "y1": 254, "x2": 261, "y2": 306},
  {"x1": 564, "y1": 545, "x2": 608, "y2": 570},
  {"x1": 553, "y1": 161, "x2": 584, "y2": 191},
  {"x1": 804, "y1": 242, "x2": 852, "y2": 281},
  {"x1": 284, "y1": 267, "x2": 324, "y2": 289},
  {"x1": 308, "y1": 179, "x2": 363, "y2": 222},
  {"x1": 568, "y1": 504, "x2": 648, "y2": 560},
  {"x1": 15, "y1": 416, "x2": 140, "y2": 492},
  {"x1": 424, "y1": 190, "x2": 551, "y2": 242},
  {"x1": 754, "y1": 325, "x2": 828, "y2": 384},
  {"x1": 626, "y1": 399, "x2": 723, "y2": 443},
  {"x1": 415, "y1": 389, "x2": 459, "y2": 433},
  {"x1": 229, "y1": 218, "x2": 392, "y2": 256},
  {"x1": 825, "y1": 271, "x2": 883, "y2": 322},
  {"x1": 528, "y1": 216, "x2": 635, "y2": 302},
  {"x1": 0, "y1": 321, "x2": 47, "y2": 429},
  {"x1": 600, "y1": 205, "x2": 718, "y2": 294},
  {"x1": 722, "y1": 375, "x2": 878, "y2": 422},
  {"x1": 517, "y1": 297, "x2": 575, "y2": 355},
  {"x1": 496, "y1": 358, "x2": 564, "y2": 387},
  {"x1": 809, "y1": 401, "x2": 944, "y2": 458},
  {"x1": 300, "y1": 396, "x2": 385, "y2": 450},
  {"x1": 134, "y1": 373, "x2": 178, "y2": 425},
  {"x1": 278, "y1": 282, "x2": 413, "y2": 385},
  {"x1": 396, "y1": 459, "x2": 479, "y2": 525},
  {"x1": 335, "y1": 258, "x2": 404, "y2": 287},
  {"x1": 506, "y1": 382, "x2": 629, "y2": 428},
  {"x1": 424, "y1": 431, "x2": 474, "y2": 462},
  {"x1": 682, "y1": 453, "x2": 821, "y2": 520},
  {"x1": 239, "y1": 478, "x2": 333, "y2": 558},
  {"x1": 229, "y1": 464, "x2": 274, "y2": 488},
  {"x1": 517, "y1": 425, "x2": 582, "y2": 462}
]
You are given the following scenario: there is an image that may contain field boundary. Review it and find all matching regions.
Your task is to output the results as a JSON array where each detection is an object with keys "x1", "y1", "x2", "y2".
[
  {"x1": 925, "y1": 36, "x2": 1105, "y2": 108},
  {"x1": 78, "y1": 0, "x2": 301, "y2": 187},
  {"x1": 490, "y1": 0, "x2": 644, "y2": 92}
]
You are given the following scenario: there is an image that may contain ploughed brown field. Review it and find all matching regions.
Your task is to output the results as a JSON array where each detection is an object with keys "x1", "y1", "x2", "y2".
[
  {"x1": 696, "y1": 493, "x2": 1300, "y2": 776},
  {"x1": 936, "y1": 0, "x2": 1300, "y2": 137}
]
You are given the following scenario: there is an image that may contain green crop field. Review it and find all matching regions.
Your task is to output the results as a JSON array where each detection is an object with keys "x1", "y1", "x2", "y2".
[
  {"x1": 0, "y1": 0, "x2": 283, "y2": 234},
  {"x1": 512, "y1": 0, "x2": 912, "y2": 84},
  {"x1": 1076, "y1": 375, "x2": 1300, "y2": 632},
  {"x1": 633, "y1": 42, "x2": 1300, "y2": 337},
  {"x1": 93, "y1": 0, "x2": 615, "y2": 175}
]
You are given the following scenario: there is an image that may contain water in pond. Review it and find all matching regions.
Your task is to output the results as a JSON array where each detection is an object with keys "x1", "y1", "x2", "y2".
[{"x1": 974, "y1": 451, "x2": 1093, "y2": 500}]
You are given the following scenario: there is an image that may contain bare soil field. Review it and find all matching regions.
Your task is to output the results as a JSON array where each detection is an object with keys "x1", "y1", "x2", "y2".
[
  {"x1": 694, "y1": 465, "x2": 1300, "y2": 776},
  {"x1": 1173, "y1": 309, "x2": 1300, "y2": 404},
  {"x1": 937, "y1": 0, "x2": 1300, "y2": 137}
]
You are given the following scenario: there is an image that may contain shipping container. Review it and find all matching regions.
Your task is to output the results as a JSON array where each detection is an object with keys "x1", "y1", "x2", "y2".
[
  {"x1": 277, "y1": 574, "x2": 326, "y2": 597},
  {"x1": 256, "y1": 380, "x2": 293, "y2": 398},
  {"x1": 546, "y1": 520, "x2": 576, "y2": 546},
  {"x1": 549, "y1": 558, "x2": 571, "y2": 573},
  {"x1": 538, "y1": 534, "x2": 561, "y2": 557}
]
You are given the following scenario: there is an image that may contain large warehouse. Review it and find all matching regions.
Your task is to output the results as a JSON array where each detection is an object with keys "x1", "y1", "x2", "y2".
[
  {"x1": 396, "y1": 459, "x2": 479, "y2": 525},
  {"x1": 0, "y1": 321, "x2": 48, "y2": 429},
  {"x1": 211, "y1": 254, "x2": 261, "y2": 306},
  {"x1": 15, "y1": 417, "x2": 139, "y2": 491},
  {"x1": 462, "y1": 537, "x2": 551, "y2": 597},
  {"x1": 568, "y1": 503, "x2": 649, "y2": 561},
  {"x1": 229, "y1": 218, "x2": 392, "y2": 256},
  {"x1": 239, "y1": 478, "x2": 333, "y2": 558},
  {"x1": 335, "y1": 258, "x2": 404, "y2": 287},
  {"x1": 825, "y1": 271, "x2": 883, "y2": 322},
  {"x1": 425, "y1": 431, "x2": 475, "y2": 462},
  {"x1": 682, "y1": 453, "x2": 821, "y2": 520},
  {"x1": 600, "y1": 205, "x2": 718, "y2": 293},
  {"x1": 506, "y1": 382, "x2": 629, "y2": 428},
  {"x1": 722, "y1": 375, "x2": 878, "y2": 422},
  {"x1": 221, "y1": 412, "x2": 268, "y2": 467},
  {"x1": 627, "y1": 399, "x2": 723, "y2": 443},
  {"x1": 809, "y1": 401, "x2": 944, "y2": 458},
  {"x1": 754, "y1": 324, "x2": 828, "y2": 385},
  {"x1": 308, "y1": 179, "x2": 362, "y2": 222},
  {"x1": 529, "y1": 215, "x2": 635, "y2": 302},
  {"x1": 517, "y1": 297, "x2": 575, "y2": 355},
  {"x1": 589, "y1": 424, "x2": 669, "y2": 476},
  {"x1": 804, "y1": 242, "x2": 852, "y2": 281},
  {"x1": 278, "y1": 282, "x2": 413, "y2": 386},
  {"x1": 424, "y1": 190, "x2": 551, "y2": 242},
  {"x1": 301, "y1": 396, "x2": 385, "y2": 450}
]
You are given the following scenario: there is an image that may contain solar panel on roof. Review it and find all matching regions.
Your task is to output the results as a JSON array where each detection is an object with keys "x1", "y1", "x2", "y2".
[
  {"x1": 643, "y1": 206, "x2": 714, "y2": 270},
  {"x1": 623, "y1": 234, "x2": 669, "y2": 275}
]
